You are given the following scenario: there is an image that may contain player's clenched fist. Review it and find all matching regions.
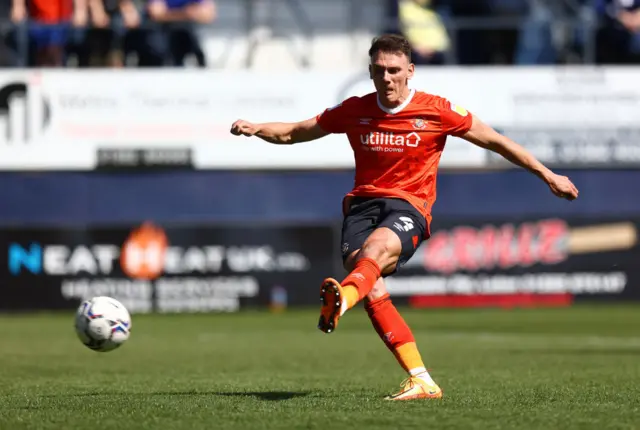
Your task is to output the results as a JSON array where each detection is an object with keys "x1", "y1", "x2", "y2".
[
  {"x1": 547, "y1": 174, "x2": 579, "y2": 201},
  {"x1": 230, "y1": 120, "x2": 259, "y2": 137}
]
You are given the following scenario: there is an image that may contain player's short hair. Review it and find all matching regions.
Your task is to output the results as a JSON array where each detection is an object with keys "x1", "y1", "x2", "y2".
[{"x1": 368, "y1": 34, "x2": 412, "y2": 62}]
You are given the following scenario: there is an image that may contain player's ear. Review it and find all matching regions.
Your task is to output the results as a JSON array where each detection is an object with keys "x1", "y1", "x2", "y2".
[
  {"x1": 368, "y1": 64, "x2": 373, "y2": 79},
  {"x1": 407, "y1": 63, "x2": 415, "y2": 80}
]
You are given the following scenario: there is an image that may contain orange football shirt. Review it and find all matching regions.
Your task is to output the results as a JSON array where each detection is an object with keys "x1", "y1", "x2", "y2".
[{"x1": 316, "y1": 90, "x2": 473, "y2": 235}]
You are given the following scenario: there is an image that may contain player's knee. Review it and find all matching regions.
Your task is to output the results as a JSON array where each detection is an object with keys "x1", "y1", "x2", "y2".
[
  {"x1": 343, "y1": 250, "x2": 360, "y2": 272},
  {"x1": 366, "y1": 278, "x2": 388, "y2": 302},
  {"x1": 360, "y1": 237, "x2": 400, "y2": 270}
]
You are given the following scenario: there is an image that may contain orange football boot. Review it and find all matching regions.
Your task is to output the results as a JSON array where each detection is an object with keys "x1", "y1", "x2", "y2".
[
  {"x1": 317, "y1": 278, "x2": 344, "y2": 333},
  {"x1": 385, "y1": 376, "x2": 443, "y2": 401}
]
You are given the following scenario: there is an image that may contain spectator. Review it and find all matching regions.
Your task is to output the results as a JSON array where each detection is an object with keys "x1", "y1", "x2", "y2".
[
  {"x1": 447, "y1": 0, "x2": 493, "y2": 64},
  {"x1": 486, "y1": 0, "x2": 531, "y2": 64},
  {"x1": 8, "y1": 0, "x2": 82, "y2": 66},
  {"x1": 398, "y1": 0, "x2": 450, "y2": 65},
  {"x1": 70, "y1": 0, "x2": 141, "y2": 67},
  {"x1": 384, "y1": 0, "x2": 400, "y2": 34},
  {"x1": 597, "y1": 0, "x2": 640, "y2": 63},
  {"x1": 0, "y1": 2, "x2": 15, "y2": 66},
  {"x1": 513, "y1": 0, "x2": 557, "y2": 65},
  {"x1": 143, "y1": 0, "x2": 215, "y2": 67}
]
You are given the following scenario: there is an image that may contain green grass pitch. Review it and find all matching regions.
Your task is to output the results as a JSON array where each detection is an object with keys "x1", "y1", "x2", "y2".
[{"x1": 1, "y1": 305, "x2": 639, "y2": 430}]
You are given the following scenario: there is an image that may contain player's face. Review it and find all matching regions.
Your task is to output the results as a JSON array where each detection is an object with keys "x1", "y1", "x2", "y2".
[{"x1": 369, "y1": 51, "x2": 414, "y2": 107}]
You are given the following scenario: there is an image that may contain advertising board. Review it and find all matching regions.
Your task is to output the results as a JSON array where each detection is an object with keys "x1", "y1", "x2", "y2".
[
  {"x1": 386, "y1": 217, "x2": 640, "y2": 307},
  {"x1": 1, "y1": 223, "x2": 335, "y2": 313},
  {"x1": 5, "y1": 67, "x2": 637, "y2": 170}
]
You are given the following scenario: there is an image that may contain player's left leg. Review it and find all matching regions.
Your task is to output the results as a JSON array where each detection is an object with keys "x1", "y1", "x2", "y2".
[
  {"x1": 318, "y1": 197, "x2": 380, "y2": 334},
  {"x1": 318, "y1": 225, "x2": 395, "y2": 333},
  {"x1": 364, "y1": 278, "x2": 442, "y2": 400}
]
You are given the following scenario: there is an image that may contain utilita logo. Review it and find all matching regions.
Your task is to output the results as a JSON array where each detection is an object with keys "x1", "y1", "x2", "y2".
[{"x1": 360, "y1": 131, "x2": 420, "y2": 152}]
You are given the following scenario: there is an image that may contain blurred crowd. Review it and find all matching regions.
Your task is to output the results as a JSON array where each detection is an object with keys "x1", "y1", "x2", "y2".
[
  {"x1": 393, "y1": 0, "x2": 640, "y2": 65},
  {"x1": 0, "y1": 0, "x2": 215, "y2": 67},
  {"x1": 1, "y1": 0, "x2": 640, "y2": 68}
]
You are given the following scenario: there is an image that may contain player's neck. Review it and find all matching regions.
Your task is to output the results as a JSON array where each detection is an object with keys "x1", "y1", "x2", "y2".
[
  {"x1": 378, "y1": 87, "x2": 411, "y2": 110},
  {"x1": 378, "y1": 87, "x2": 412, "y2": 110}
]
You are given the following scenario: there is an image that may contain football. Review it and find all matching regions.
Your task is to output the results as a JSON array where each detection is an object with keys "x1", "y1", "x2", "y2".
[{"x1": 75, "y1": 296, "x2": 132, "y2": 352}]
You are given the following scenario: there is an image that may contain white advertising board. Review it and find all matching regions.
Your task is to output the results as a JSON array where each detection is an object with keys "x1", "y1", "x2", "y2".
[
  {"x1": 0, "y1": 70, "x2": 354, "y2": 170},
  {"x1": 414, "y1": 67, "x2": 640, "y2": 168},
  {"x1": 0, "y1": 67, "x2": 638, "y2": 170}
]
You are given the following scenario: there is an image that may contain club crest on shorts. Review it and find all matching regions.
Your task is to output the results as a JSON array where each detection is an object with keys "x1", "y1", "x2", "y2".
[
  {"x1": 413, "y1": 118, "x2": 427, "y2": 129},
  {"x1": 342, "y1": 242, "x2": 349, "y2": 254}
]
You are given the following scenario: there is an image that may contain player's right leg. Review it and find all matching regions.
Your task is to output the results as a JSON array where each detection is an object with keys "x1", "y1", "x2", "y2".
[
  {"x1": 319, "y1": 197, "x2": 424, "y2": 333},
  {"x1": 320, "y1": 197, "x2": 425, "y2": 330},
  {"x1": 318, "y1": 198, "x2": 379, "y2": 333}
]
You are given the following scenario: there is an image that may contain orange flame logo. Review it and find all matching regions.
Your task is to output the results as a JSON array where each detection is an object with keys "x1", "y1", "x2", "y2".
[{"x1": 120, "y1": 223, "x2": 168, "y2": 280}]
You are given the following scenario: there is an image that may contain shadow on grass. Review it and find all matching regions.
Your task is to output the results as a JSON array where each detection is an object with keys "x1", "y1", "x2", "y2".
[
  {"x1": 215, "y1": 391, "x2": 310, "y2": 401},
  {"x1": 36, "y1": 390, "x2": 310, "y2": 402}
]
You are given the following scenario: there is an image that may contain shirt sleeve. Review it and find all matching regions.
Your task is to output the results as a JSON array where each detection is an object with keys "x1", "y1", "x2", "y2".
[
  {"x1": 315, "y1": 97, "x2": 359, "y2": 134},
  {"x1": 438, "y1": 98, "x2": 473, "y2": 137}
]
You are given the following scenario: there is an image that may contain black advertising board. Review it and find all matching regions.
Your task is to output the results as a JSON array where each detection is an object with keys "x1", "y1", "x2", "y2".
[
  {"x1": 386, "y1": 217, "x2": 640, "y2": 307},
  {"x1": 2, "y1": 217, "x2": 639, "y2": 312},
  {"x1": 0, "y1": 222, "x2": 336, "y2": 313}
]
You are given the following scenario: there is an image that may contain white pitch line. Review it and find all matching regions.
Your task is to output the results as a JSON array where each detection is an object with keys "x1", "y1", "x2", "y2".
[{"x1": 423, "y1": 332, "x2": 640, "y2": 348}]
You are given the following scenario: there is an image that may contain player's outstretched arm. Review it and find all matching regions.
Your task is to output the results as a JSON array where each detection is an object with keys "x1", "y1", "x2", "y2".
[
  {"x1": 461, "y1": 115, "x2": 579, "y2": 201},
  {"x1": 230, "y1": 117, "x2": 329, "y2": 145}
]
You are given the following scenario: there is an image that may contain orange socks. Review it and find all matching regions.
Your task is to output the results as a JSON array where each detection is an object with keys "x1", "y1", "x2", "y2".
[
  {"x1": 340, "y1": 257, "x2": 381, "y2": 310},
  {"x1": 340, "y1": 260, "x2": 429, "y2": 377},
  {"x1": 394, "y1": 343, "x2": 426, "y2": 375},
  {"x1": 365, "y1": 293, "x2": 426, "y2": 374}
]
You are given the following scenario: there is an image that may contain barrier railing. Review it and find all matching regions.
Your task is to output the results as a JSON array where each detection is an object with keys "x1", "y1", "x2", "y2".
[{"x1": 0, "y1": 0, "x2": 607, "y2": 67}]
